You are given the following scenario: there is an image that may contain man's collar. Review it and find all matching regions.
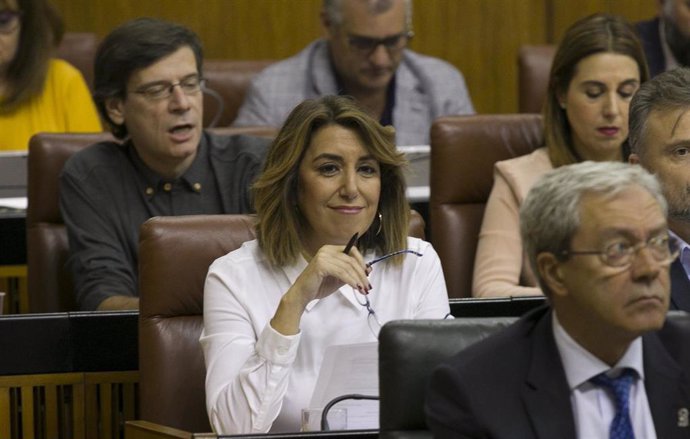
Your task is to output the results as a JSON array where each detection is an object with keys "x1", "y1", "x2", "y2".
[
  {"x1": 552, "y1": 311, "x2": 644, "y2": 390},
  {"x1": 126, "y1": 134, "x2": 206, "y2": 195}
]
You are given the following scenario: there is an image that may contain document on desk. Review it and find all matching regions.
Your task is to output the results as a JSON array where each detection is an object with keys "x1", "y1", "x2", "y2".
[
  {"x1": 309, "y1": 342, "x2": 379, "y2": 430},
  {"x1": 0, "y1": 197, "x2": 27, "y2": 210}
]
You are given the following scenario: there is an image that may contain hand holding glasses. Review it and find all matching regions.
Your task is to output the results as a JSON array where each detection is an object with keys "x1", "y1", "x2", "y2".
[{"x1": 344, "y1": 233, "x2": 423, "y2": 338}]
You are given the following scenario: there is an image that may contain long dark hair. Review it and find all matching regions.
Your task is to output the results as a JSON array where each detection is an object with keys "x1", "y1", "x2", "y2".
[
  {"x1": 543, "y1": 13, "x2": 649, "y2": 167},
  {"x1": 1, "y1": 0, "x2": 63, "y2": 112}
]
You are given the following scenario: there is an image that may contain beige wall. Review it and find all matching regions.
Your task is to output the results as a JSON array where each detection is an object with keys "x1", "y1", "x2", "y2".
[{"x1": 51, "y1": 0, "x2": 657, "y2": 113}]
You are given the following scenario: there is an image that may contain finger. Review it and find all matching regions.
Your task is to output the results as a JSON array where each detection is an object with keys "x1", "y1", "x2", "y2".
[{"x1": 314, "y1": 253, "x2": 371, "y2": 296}]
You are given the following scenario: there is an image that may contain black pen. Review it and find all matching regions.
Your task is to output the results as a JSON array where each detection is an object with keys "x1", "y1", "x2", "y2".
[{"x1": 343, "y1": 232, "x2": 358, "y2": 255}]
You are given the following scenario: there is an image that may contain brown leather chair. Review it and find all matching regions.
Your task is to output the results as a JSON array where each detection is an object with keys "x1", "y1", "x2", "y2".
[
  {"x1": 202, "y1": 59, "x2": 273, "y2": 128},
  {"x1": 27, "y1": 132, "x2": 115, "y2": 313},
  {"x1": 56, "y1": 32, "x2": 99, "y2": 90},
  {"x1": 138, "y1": 212, "x2": 426, "y2": 432},
  {"x1": 429, "y1": 115, "x2": 543, "y2": 299},
  {"x1": 517, "y1": 45, "x2": 556, "y2": 113}
]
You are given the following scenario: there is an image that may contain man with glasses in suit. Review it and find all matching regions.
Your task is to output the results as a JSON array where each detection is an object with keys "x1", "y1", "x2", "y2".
[
  {"x1": 426, "y1": 161, "x2": 690, "y2": 439},
  {"x1": 233, "y1": 0, "x2": 474, "y2": 145},
  {"x1": 60, "y1": 18, "x2": 269, "y2": 311}
]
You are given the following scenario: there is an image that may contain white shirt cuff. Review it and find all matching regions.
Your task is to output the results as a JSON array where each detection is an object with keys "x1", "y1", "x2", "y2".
[{"x1": 257, "y1": 323, "x2": 301, "y2": 365}]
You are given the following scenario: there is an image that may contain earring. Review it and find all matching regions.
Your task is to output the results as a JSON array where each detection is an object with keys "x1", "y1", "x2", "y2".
[{"x1": 376, "y1": 212, "x2": 383, "y2": 236}]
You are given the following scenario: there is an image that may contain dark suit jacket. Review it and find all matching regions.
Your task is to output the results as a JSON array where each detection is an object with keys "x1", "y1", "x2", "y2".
[
  {"x1": 671, "y1": 259, "x2": 690, "y2": 312},
  {"x1": 425, "y1": 306, "x2": 690, "y2": 439},
  {"x1": 636, "y1": 18, "x2": 666, "y2": 78}
]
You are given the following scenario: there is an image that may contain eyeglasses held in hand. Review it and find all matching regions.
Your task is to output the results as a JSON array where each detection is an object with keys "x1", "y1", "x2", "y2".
[
  {"x1": 131, "y1": 75, "x2": 205, "y2": 101},
  {"x1": 352, "y1": 249, "x2": 423, "y2": 339},
  {"x1": 346, "y1": 31, "x2": 413, "y2": 56},
  {"x1": 560, "y1": 234, "x2": 680, "y2": 268},
  {"x1": 366, "y1": 249, "x2": 423, "y2": 267},
  {"x1": 0, "y1": 10, "x2": 21, "y2": 34}
]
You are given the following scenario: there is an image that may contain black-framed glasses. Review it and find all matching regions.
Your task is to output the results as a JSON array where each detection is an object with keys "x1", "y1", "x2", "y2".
[
  {"x1": 131, "y1": 75, "x2": 205, "y2": 101},
  {"x1": 0, "y1": 9, "x2": 21, "y2": 34},
  {"x1": 346, "y1": 31, "x2": 413, "y2": 56},
  {"x1": 560, "y1": 234, "x2": 680, "y2": 268},
  {"x1": 352, "y1": 249, "x2": 423, "y2": 338}
]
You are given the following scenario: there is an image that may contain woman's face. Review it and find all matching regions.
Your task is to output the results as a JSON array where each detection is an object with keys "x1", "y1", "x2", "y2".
[
  {"x1": 0, "y1": 0, "x2": 21, "y2": 79},
  {"x1": 297, "y1": 124, "x2": 381, "y2": 256},
  {"x1": 561, "y1": 52, "x2": 640, "y2": 162}
]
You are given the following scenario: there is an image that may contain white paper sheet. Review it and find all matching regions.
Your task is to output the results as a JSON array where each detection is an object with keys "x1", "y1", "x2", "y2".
[
  {"x1": 0, "y1": 197, "x2": 27, "y2": 210},
  {"x1": 309, "y1": 342, "x2": 379, "y2": 430}
]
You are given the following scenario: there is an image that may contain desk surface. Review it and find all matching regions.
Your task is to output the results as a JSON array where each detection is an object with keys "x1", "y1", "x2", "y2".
[
  {"x1": 0, "y1": 310, "x2": 138, "y2": 374},
  {"x1": 221, "y1": 430, "x2": 378, "y2": 439}
]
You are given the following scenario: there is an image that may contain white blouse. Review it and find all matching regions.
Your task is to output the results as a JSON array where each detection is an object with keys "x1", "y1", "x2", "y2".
[{"x1": 201, "y1": 237, "x2": 450, "y2": 434}]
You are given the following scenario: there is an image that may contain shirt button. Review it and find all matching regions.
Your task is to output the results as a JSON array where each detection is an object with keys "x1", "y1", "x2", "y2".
[
  {"x1": 163, "y1": 183, "x2": 172, "y2": 192},
  {"x1": 193, "y1": 182, "x2": 202, "y2": 192},
  {"x1": 145, "y1": 187, "x2": 154, "y2": 196}
]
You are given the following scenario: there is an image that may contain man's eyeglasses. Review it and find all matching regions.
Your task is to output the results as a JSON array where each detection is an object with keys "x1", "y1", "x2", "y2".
[
  {"x1": 346, "y1": 31, "x2": 413, "y2": 56},
  {"x1": 0, "y1": 10, "x2": 21, "y2": 34},
  {"x1": 131, "y1": 75, "x2": 205, "y2": 101},
  {"x1": 560, "y1": 234, "x2": 680, "y2": 268},
  {"x1": 352, "y1": 249, "x2": 423, "y2": 339}
]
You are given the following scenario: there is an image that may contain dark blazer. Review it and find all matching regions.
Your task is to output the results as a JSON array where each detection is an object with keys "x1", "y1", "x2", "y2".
[
  {"x1": 636, "y1": 18, "x2": 666, "y2": 78},
  {"x1": 671, "y1": 259, "x2": 690, "y2": 312},
  {"x1": 425, "y1": 306, "x2": 690, "y2": 439}
]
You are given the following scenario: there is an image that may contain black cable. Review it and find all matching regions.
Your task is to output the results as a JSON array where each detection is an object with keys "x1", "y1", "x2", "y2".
[
  {"x1": 320, "y1": 393, "x2": 379, "y2": 431},
  {"x1": 202, "y1": 87, "x2": 225, "y2": 128}
]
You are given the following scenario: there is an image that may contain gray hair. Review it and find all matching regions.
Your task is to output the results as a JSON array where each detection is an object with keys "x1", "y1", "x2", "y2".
[
  {"x1": 323, "y1": 0, "x2": 412, "y2": 30},
  {"x1": 520, "y1": 161, "x2": 666, "y2": 295},
  {"x1": 629, "y1": 67, "x2": 690, "y2": 158}
]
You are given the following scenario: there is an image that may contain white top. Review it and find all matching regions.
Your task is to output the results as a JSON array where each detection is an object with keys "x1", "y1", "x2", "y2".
[
  {"x1": 552, "y1": 312, "x2": 657, "y2": 439},
  {"x1": 201, "y1": 237, "x2": 450, "y2": 434}
]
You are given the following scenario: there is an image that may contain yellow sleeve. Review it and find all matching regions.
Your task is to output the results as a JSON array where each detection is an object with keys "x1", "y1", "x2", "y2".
[
  {"x1": 53, "y1": 59, "x2": 102, "y2": 132},
  {"x1": 0, "y1": 60, "x2": 102, "y2": 150}
]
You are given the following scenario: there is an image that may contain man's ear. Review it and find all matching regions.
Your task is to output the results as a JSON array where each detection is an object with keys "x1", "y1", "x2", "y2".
[
  {"x1": 105, "y1": 97, "x2": 125, "y2": 126},
  {"x1": 320, "y1": 10, "x2": 336, "y2": 39},
  {"x1": 536, "y1": 252, "x2": 569, "y2": 298},
  {"x1": 629, "y1": 153, "x2": 640, "y2": 165}
]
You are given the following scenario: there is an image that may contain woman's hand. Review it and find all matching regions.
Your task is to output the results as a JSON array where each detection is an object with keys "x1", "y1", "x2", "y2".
[{"x1": 270, "y1": 244, "x2": 370, "y2": 335}]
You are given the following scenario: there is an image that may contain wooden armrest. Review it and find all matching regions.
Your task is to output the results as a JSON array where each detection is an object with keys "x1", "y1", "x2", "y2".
[{"x1": 125, "y1": 420, "x2": 215, "y2": 439}]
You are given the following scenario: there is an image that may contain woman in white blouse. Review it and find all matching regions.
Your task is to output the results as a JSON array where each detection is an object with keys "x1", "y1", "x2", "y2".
[{"x1": 201, "y1": 95, "x2": 449, "y2": 434}]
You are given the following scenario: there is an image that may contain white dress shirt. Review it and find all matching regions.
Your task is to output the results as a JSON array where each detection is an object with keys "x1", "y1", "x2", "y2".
[
  {"x1": 552, "y1": 312, "x2": 657, "y2": 439},
  {"x1": 201, "y1": 237, "x2": 450, "y2": 434}
]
